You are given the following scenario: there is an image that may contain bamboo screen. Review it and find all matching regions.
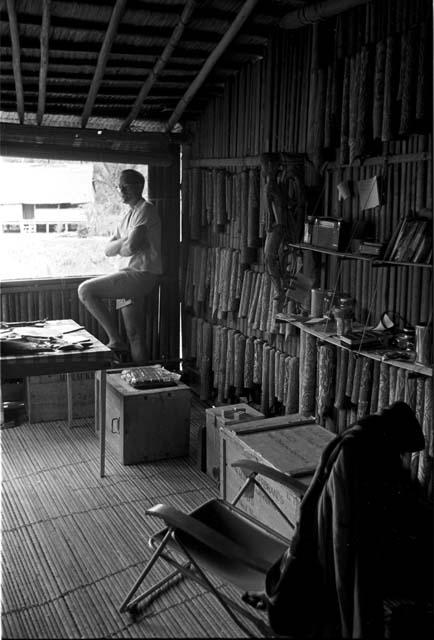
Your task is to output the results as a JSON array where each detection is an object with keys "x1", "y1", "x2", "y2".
[{"x1": 181, "y1": 0, "x2": 433, "y2": 494}]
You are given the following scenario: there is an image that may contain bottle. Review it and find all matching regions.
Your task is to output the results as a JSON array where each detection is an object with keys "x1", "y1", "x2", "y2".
[{"x1": 303, "y1": 216, "x2": 314, "y2": 244}]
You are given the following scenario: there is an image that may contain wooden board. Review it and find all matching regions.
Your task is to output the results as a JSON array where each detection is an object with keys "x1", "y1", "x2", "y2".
[
  {"x1": 220, "y1": 416, "x2": 335, "y2": 538},
  {"x1": 25, "y1": 371, "x2": 95, "y2": 422}
]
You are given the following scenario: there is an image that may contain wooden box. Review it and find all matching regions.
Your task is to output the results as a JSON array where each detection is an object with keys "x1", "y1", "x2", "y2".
[
  {"x1": 25, "y1": 371, "x2": 94, "y2": 422},
  {"x1": 205, "y1": 404, "x2": 264, "y2": 481},
  {"x1": 105, "y1": 373, "x2": 191, "y2": 465},
  {"x1": 220, "y1": 414, "x2": 335, "y2": 538}
]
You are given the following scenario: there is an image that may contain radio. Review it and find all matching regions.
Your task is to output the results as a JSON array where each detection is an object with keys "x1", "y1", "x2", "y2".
[{"x1": 311, "y1": 217, "x2": 347, "y2": 251}]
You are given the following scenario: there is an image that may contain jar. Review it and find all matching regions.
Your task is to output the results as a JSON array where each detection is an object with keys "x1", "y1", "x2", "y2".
[
  {"x1": 394, "y1": 326, "x2": 415, "y2": 351},
  {"x1": 333, "y1": 306, "x2": 353, "y2": 336},
  {"x1": 338, "y1": 295, "x2": 354, "y2": 312},
  {"x1": 323, "y1": 289, "x2": 338, "y2": 319}
]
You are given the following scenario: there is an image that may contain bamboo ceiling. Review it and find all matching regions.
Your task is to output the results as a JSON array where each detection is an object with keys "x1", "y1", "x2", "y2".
[{"x1": 0, "y1": 0, "x2": 369, "y2": 136}]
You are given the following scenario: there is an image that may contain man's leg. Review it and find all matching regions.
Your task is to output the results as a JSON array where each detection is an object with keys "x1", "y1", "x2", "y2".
[
  {"x1": 78, "y1": 274, "x2": 127, "y2": 349},
  {"x1": 121, "y1": 296, "x2": 147, "y2": 363},
  {"x1": 121, "y1": 274, "x2": 157, "y2": 363}
]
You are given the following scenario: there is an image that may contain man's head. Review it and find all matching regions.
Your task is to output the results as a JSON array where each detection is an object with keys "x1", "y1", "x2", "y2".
[{"x1": 118, "y1": 169, "x2": 145, "y2": 205}]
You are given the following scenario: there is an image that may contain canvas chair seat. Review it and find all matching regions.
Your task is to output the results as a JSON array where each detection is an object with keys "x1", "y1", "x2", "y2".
[{"x1": 149, "y1": 498, "x2": 288, "y2": 592}]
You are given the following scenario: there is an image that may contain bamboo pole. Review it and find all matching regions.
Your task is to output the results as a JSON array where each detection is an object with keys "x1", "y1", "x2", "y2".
[
  {"x1": 300, "y1": 333, "x2": 317, "y2": 415},
  {"x1": 268, "y1": 347, "x2": 276, "y2": 409},
  {"x1": 411, "y1": 376, "x2": 425, "y2": 480},
  {"x1": 369, "y1": 359, "x2": 381, "y2": 414},
  {"x1": 6, "y1": 0, "x2": 25, "y2": 123},
  {"x1": 244, "y1": 336, "x2": 255, "y2": 389},
  {"x1": 81, "y1": 0, "x2": 128, "y2": 127},
  {"x1": 224, "y1": 328, "x2": 235, "y2": 399},
  {"x1": 261, "y1": 343, "x2": 271, "y2": 414},
  {"x1": 317, "y1": 343, "x2": 336, "y2": 418},
  {"x1": 280, "y1": 0, "x2": 370, "y2": 30},
  {"x1": 388, "y1": 365, "x2": 397, "y2": 406},
  {"x1": 285, "y1": 356, "x2": 299, "y2": 414}
]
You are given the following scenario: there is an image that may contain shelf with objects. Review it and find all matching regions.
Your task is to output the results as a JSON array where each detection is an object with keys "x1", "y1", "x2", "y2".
[
  {"x1": 275, "y1": 314, "x2": 432, "y2": 378},
  {"x1": 288, "y1": 242, "x2": 433, "y2": 269}
]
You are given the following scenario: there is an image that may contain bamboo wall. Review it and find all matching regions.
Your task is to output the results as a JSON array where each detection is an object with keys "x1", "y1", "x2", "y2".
[{"x1": 181, "y1": 0, "x2": 433, "y2": 496}]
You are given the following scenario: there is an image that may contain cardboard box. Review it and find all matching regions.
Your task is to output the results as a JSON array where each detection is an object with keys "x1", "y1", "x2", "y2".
[
  {"x1": 205, "y1": 403, "x2": 264, "y2": 482},
  {"x1": 105, "y1": 373, "x2": 191, "y2": 465},
  {"x1": 220, "y1": 414, "x2": 335, "y2": 538},
  {"x1": 25, "y1": 372, "x2": 94, "y2": 422}
]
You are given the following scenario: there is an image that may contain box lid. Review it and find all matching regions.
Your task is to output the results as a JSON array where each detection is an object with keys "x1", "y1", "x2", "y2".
[{"x1": 223, "y1": 421, "x2": 335, "y2": 479}]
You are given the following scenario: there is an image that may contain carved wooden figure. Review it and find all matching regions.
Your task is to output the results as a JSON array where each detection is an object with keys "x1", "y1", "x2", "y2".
[{"x1": 260, "y1": 152, "x2": 306, "y2": 309}]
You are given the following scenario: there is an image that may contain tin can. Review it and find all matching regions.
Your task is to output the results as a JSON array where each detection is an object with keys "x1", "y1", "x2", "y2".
[
  {"x1": 415, "y1": 324, "x2": 432, "y2": 365},
  {"x1": 311, "y1": 288, "x2": 325, "y2": 317}
]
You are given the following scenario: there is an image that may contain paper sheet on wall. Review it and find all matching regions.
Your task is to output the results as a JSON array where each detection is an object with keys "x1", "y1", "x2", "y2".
[
  {"x1": 337, "y1": 181, "x2": 351, "y2": 201},
  {"x1": 357, "y1": 176, "x2": 380, "y2": 210}
]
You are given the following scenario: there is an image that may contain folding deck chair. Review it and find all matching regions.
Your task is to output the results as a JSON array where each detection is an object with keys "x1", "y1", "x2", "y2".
[{"x1": 119, "y1": 459, "x2": 311, "y2": 636}]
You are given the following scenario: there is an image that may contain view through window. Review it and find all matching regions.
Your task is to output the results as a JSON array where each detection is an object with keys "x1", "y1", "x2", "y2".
[{"x1": 0, "y1": 158, "x2": 148, "y2": 279}]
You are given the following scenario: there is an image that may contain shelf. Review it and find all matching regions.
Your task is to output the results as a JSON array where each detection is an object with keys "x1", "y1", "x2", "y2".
[
  {"x1": 276, "y1": 315, "x2": 432, "y2": 377},
  {"x1": 289, "y1": 243, "x2": 432, "y2": 269},
  {"x1": 371, "y1": 259, "x2": 432, "y2": 269},
  {"x1": 289, "y1": 242, "x2": 372, "y2": 261}
]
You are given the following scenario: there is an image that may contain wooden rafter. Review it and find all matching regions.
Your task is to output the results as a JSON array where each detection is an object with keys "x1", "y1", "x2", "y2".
[
  {"x1": 165, "y1": 0, "x2": 260, "y2": 132},
  {"x1": 120, "y1": 0, "x2": 197, "y2": 132},
  {"x1": 6, "y1": 0, "x2": 25, "y2": 124},
  {"x1": 81, "y1": 0, "x2": 127, "y2": 128},
  {"x1": 279, "y1": 0, "x2": 370, "y2": 29},
  {"x1": 37, "y1": 0, "x2": 51, "y2": 126}
]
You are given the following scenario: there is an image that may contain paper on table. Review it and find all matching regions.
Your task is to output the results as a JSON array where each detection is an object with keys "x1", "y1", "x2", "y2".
[
  {"x1": 13, "y1": 326, "x2": 61, "y2": 338},
  {"x1": 357, "y1": 176, "x2": 380, "y2": 210}
]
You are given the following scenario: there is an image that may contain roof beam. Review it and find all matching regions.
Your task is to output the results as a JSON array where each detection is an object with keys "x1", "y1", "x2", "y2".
[
  {"x1": 80, "y1": 0, "x2": 127, "y2": 128},
  {"x1": 0, "y1": 122, "x2": 180, "y2": 165},
  {"x1": 6, "y1": 0, "x2": 25, "y2": 123},
  {"x1": 0, "y1": 9, "x2": 271, "y2": 43},
  {"x1": 279, "y1": 0, "x2": 371, "y2": 29},
  {"x1": 166, "y1": 0, "x2": 260, "y2": 132},
  {"x1": 121, "y1": 0, "x2": 197, "y2": 131},
  {"x1": 1, "y1": 35, "x2": 265, "y2": 61},
  {"x1": 37, "y1": 0, "x2": 50, "y2": 125}
]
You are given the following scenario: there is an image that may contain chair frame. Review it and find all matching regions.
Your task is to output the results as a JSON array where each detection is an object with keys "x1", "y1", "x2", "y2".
[{"x1": 119, "y1": 458, "x2": 314, "y2": 636}]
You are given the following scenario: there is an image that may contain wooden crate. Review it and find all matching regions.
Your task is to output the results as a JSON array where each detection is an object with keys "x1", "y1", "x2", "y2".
[
  {"x1": 220, "y1": 415, "x2": 335, "y2": 538},
  {"x1": 25, "y1": 371, "x2": 94, "y2": 422},
  {"x1": 105, "y1": 373, "x2": 191, "y2": 465},
  {"x1": 205, "y1": 404, "x2": 264, "y2": 481}
]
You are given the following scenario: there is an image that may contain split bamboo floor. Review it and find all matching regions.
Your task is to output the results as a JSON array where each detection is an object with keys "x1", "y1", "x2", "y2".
[{"x1": 1, "y1": 395, "x2": 267, "y2": 639}]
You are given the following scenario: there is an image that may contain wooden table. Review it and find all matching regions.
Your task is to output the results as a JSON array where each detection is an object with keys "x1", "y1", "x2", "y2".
[{"x1": 1, "y1": 319, "x2": 114, "y2": 477}]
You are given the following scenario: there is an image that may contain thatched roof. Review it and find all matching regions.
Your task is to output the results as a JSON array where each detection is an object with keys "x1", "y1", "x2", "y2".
[{"x1": 0, "y1": 0, "x2": 313, "y2": 134}]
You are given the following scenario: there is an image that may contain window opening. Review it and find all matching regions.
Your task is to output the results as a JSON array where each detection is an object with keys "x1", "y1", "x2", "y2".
[{"x1": 0, "y1": 158, "x2": 148, "y2": 280}]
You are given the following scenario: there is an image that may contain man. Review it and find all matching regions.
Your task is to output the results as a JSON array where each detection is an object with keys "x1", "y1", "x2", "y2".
[{"x1": 78, "y1": 169, "x2": 162, "y2": 362}]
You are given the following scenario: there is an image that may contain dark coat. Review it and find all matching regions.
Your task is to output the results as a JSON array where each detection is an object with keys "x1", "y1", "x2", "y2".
[{"x1": 265, "y1": 401, "x2": 428, "y2": 639}]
